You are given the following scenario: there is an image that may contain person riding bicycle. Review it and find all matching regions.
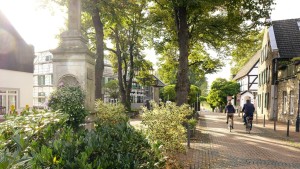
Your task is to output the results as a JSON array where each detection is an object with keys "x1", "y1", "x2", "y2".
[
  {"x1": 225, "y1": 101, "x2": 235, "y2": 128},
  {"x1": 242, "y1": 99, "x2": 255, "y2": 125}
]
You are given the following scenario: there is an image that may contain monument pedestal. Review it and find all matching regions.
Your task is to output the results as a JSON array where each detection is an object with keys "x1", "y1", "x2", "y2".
[{"x1": 51, "y1": 30, "x2": 96, "y2": 111}]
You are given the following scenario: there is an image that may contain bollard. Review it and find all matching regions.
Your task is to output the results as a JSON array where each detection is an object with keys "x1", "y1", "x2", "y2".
[
  {"x1": 287, "y1": 120, "x2": 290, "y2": 137},
  {"x1": 274, "y1": 116, "x2": 277, "y2": 131},
  {"x1": 187, "y1": 124, "x2": 191, "y2": 148},
  {"x1": 263, "y1": 115, "x2": 265, "y2": 127}
]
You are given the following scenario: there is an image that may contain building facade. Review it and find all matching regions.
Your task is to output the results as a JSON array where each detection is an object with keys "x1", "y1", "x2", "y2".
[
  {"x1": 257, "y1": 18, "x2": 300, "y2": 123},
  {"x1": 33, "y1": 51, "x2": 54, "y2": 108},
  {"x1": 0, "y1": 11, "x2": 34, "y2": 115},
  {"x1": 233, "y1": 50, "x2": 260, "y2": 110}
]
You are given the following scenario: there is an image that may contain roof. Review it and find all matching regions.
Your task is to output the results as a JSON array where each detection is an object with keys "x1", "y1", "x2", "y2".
[
  {"x1": 233, "y1": 50, "x2": 260, "y2": 80},
  {"x1": 0, "y1": 10, "x2": 34, "y2": 73},
  {"x1": 272, "y1": 18, "x2": 300, "y2": 58},
  {"x1": 153, "y1": 75, "x2": 165, "y2": 87}
]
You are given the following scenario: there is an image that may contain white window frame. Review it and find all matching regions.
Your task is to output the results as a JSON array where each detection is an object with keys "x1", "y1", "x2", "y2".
[
  {"x1": 0, "y1": 89, "x2": 19, "y2": 115},
  {"x1": 283, "y1": 91, "x2": 287, "y2": 114}
]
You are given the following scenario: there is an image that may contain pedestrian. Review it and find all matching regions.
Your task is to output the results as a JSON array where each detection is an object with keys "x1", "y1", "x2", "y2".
[
  {"x1": 242, "y1": 99, "x2": 255, "y2": 125},
  {"x1": 225, "y1": 101, "x2": 235, "y2": 128}
]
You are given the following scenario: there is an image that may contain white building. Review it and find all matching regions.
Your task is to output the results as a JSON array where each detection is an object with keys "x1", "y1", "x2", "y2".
[
  {"x1": 233, "y1": 50, "x2": 260, "y2": 110},
  {"x1": 33, "y1": 51, "x2": 54, "y2": 108},
  {"x1": 0, "y1": 11, "x2": 34, "y2": 115}
]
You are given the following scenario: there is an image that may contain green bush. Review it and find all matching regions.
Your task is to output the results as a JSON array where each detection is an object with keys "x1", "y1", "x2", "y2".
[
  {"x1": 95, "y1": 99, "x2": 128, "y2": 126},
  {"x1": 48, "y1": 86, "x2": 87, "y2": 130},
  {"x1": 0, "y1": 110, "x2": 67, "y2": 169},
  {"x1": 1, "y1": 100, "x2": 165, "y2": 169},
  {"x1": 30, "y1": 123, "x2": 164, "y2": 168},
  {"x1": 142, "y1": 102, "x2": 192, "y2": 154}
]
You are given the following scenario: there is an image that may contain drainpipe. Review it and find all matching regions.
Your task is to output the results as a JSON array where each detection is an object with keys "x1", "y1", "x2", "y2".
[{"x1": 296, "y1": 74, "x2": 300, "y2": 132}]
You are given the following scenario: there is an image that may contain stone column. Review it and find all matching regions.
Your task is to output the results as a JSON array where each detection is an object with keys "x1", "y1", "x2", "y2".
[
  {"x1": 68, "y1": 0, "x2": 81, "y2": 31},
  {"x1": 52, "y1": 0, "x2": 96, "y2": 113}
]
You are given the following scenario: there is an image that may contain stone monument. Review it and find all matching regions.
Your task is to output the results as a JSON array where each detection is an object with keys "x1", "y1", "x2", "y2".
[{"x1": 52, "y1": 0, "x2": 95, "y2": 111}]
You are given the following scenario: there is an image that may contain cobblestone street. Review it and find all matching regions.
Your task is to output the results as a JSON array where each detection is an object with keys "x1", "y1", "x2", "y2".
[{"x1": 186, "y1": 111, "x2": 300, "y2": 169}]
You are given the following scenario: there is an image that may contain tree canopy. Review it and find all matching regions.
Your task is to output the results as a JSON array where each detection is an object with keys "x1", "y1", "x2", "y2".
[
  {"x1": 207, "y1": 78, "x2": 240, "y2": 110},
  {"x1": 230, "y1": 31, "x2": 263, "y2": 75},
  {"x1": 149, "y1": 0, "x2": 274, "y2": 105}
]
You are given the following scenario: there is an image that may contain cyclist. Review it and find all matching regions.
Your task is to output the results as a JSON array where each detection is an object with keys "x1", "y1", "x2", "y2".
[
  {"x1": 225, "y1": 101, "x2": 235, "y2": 129},
  {"x1": 242, "y1": 99, "x2": 255, "y2": 125}
]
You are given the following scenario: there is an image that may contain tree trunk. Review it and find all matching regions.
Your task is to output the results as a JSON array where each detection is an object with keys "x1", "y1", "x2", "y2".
[
  {"x1": 174, "y1": 7, "x2": 189, "y2": 106},
  {"x1": 114, "y1": 27, "x2": 127, "y2": 106},
  {"x1": 91, "y1": 5, "x2": 104, "y2": 100},
  {"x1": 124, "y1": 43, "x2": 135, "y2": 112}
]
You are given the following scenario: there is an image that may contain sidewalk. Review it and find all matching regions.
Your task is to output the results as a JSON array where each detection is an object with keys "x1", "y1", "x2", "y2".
[
  {"x1": 252, "y1": 114, "x2": 300, "y2": 143},
  {"x1": 178, "y1": 111, "x2": 300, "y2": 169}
]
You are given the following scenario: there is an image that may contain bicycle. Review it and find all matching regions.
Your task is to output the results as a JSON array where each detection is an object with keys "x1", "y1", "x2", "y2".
[
  {"x1": 227, "y1": 113, "x2": 234, "y2": 132},
  {"x1": 245, "y1": 116, "x2": 253, "y2": 133}
]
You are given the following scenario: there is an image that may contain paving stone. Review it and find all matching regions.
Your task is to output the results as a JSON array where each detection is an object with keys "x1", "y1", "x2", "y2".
[{"x1": 182, "y1": 111, "x2": 300, "y2": 169}]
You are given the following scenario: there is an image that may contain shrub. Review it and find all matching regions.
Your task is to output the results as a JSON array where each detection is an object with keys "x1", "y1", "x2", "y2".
[
  {"x1": 0, "y1": 110, "x2": 67, "y2": 169},
  {"x1": 95, "y1": 99, "x2": 128, "y2": 126},
  {"x1": 30, "y1": 122, "x2": 164, "y2": 168},
  {"x1": 141, "y1": 102, "x2": 192, "y2": 154},
  {"x1": 48, "y1": 86, "x2": 87, "y2": 130}
]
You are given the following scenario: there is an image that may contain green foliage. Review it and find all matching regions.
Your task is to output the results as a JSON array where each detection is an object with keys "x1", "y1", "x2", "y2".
[
  {"x1": 200, "y1": 96, "x2": 207, "y2": 102},
  {"x1": 48, "y1": 86, "x2": 88, "y2": 130},
  {"x1": 0, "y1": 103, "x2": 164, "y2": 168},
  {"x1": 187, "y1": 118, "x2": 198, "y2": 129},
  {"x1": 188, "y1": 85, "x2": 201, "y2": 104},
  {"x1": 0, "y1": 110, "x2": 67, "y2": 169},
  {"x1": 161, "y1": 85, "x2": 200, "y2": 104},
  {"x1": 104, "y1": 79, "x2": 120, "y2": 99},
  {"x1": 31, "y1": 124, "x2": 164, "y2": 169},
  {"x1": 94, "y1": 99, "x2": 128, "y2": 126},
  {"x1": 230, "y1": 31, "x2": 263, "y2": 75},
  {"x1": 207, "y1": 78, "x2": 240, "y2": 110},
  {"x1": 161, "y1": 85, "x2": 176, "y2": 102},
  {"x1": 142, "y1": 102, "x2": 192, "y2": 154},
  {"x1": 157, "y1": 43, "x2": 221, "y2": 86}
]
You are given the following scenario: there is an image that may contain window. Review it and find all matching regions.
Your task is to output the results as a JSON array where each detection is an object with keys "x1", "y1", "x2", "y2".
[
  {"x1": 38, "y1": 75, "x2": 45, "y2": 85},
  {"x1": 38, "y1": 92, "x2": 45, "y2": 96},
  {"x1": 267, "y1": 65, "x2": 271, "y2": 83},
  {"x1": 38, "y1": 98, "x2": 46, "y2": 103},
  {"x1": 290, "y1": 91, "x2": 295, "y2": 115},
  {"x1": 264, "y1": 93, "x2": 269, "y2": 109},
  {"x1": 283, "y1": 91, "x2": 287, "y2": 114},
  {"x1": 297, "y1": 21, "x2": 300, "y2": 30},
  {"x1": 45, "y1": 55, "x2": 52, "y2": 61},
  {"x1": 137, "y1": 96, "x2": 143, "y2": 103},
  {"x1": 0, "y1": 89, "x2": 18, "y2": 114}
]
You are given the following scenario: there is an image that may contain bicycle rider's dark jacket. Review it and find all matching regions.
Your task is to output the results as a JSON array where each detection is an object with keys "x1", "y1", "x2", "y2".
[
  {"x1": 225, "y1": 105, "x2": 235, "y2": 113},
  {"x1": 242, "y1": 103, "x2": 255, "y2": 117}
]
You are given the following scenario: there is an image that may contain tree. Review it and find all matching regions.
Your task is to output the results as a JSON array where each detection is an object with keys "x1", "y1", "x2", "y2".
[
  {"x1": 161, "y1": 84, "x2": 200, "y2": 104},
  {"x1": 157, "y1": 43, "x2": 222, "y2": 85},
  {"x1": 104, "y1": 79, "x2": 119, "y2": 100},
  {"x1": 207, "y1": 78, "x2": 240, "y2": 111},
  {"x1": 230, "y1": 31, "x2": 263, "y2": 75},
  {"x1": 150, "y1": 0, "x2": 274, "y2": 106},
  {"x1": 105, "y1": 0, "x2": 149, "y2": 111}
]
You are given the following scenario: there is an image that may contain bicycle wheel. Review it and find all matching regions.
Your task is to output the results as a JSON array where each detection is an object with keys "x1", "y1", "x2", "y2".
[{"x1": 245, "y1": 118, "x2": 250, "y2": 133}]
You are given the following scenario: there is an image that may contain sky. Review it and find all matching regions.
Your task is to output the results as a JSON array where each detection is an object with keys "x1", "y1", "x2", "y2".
[{"x1": 0, "y1": 0, "x2": 300, "y2": 85}]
